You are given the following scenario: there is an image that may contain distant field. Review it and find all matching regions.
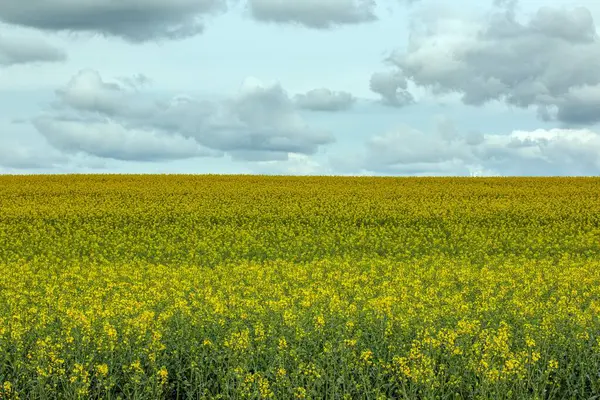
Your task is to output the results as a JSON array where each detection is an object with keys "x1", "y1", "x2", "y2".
[{"x1": 1, "y1": 175, "x2": 599, "y2": 399}]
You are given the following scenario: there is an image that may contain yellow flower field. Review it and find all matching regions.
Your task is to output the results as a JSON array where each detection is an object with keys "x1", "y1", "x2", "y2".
[{"x1": 0, "y1": 175, "x2": 599, "y2": 399}]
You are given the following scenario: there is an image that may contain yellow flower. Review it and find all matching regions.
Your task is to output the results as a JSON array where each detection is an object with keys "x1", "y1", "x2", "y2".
[
  {"x1": 95, "y1": 363, "x2": 109, "y2": 376},
  {"x1": 360, "y1": 350, "x2": 373, "y2": 364},
  {"x1": 294, "y1": 387, "x2": 307, "y2": 399},
  {"x1": 278, "y1": 337, "x2": 288, "y2": 350},
  {"x1": 314, "y1": 315, "x2": 325, "y2": 329},
  {"x1": 157, "y1": 366, "x2": 168, "y2": 385}
]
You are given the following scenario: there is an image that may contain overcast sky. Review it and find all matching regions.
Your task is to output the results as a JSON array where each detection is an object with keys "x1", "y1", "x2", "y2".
[{"x1": 1, "y1": 0, "x2": 600, "y2": 176}]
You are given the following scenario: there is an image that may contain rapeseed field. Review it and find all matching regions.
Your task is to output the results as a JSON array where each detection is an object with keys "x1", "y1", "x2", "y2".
[{"x1": 0, "y1": 175, "x2": 599, "y2": 399}]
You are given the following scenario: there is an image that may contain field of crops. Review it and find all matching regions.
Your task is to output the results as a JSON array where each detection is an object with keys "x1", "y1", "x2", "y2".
[{"x1": 1, "y1": 175, "x2": 600, "y2": 399}]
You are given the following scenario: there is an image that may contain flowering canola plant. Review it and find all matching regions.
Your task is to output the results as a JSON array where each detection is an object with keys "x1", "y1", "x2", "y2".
[{"x1": 0, "y1": 175, "x2": 599, "y2": 399}]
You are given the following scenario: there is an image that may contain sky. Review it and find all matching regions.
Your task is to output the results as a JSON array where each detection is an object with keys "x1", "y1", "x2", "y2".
[{"x1": 1, "y1": 0, "x2": 600, "y2": 176}]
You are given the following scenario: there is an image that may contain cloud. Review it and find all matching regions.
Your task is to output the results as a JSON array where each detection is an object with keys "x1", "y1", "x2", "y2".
[
  {"x1": 196, "y1": 78, "x2": 335, "y2": 158},
  {"x1": 338, "y1": 118, "x2": 600, "y2": 176},
  {"x1": 55, "y1": 69, "x2": 128, "y2": 116},
  {"x1": 252, "y1": 153, "x2": 328, "y2": 175},
  {"x1": 0, "y1": 136, "x2": 109, "y2": 171},
  {"x1": 33, "y1": 117, "x2": 218, "y2": 162},
  {"x1": 116, "y1": 74, "x2": 152, "y2": 91},
  {"x1": 0, "y1": 141, "x2": 68, "y2": 169},
  {"x1": 385, "y1": 5, "x2": 600, "y2": 124},
  {"x1": 31, "y1": 71, "x2": 334, "y2": 163},
  {"x1": 247, "y1": 0, "x2": 377, "y2": 28},
  {"x1": 0, "y1": 0, "x2": 226, "y2": 42},
  {"x1": 0, "y1": 35, "x2": 66, "y2": 66},
  {"x1": 369, "y1": 71, "x2": 414, "y2": 107},
  {"x1": 294, "y1": 88, "x2": 355, "y2": 111}
]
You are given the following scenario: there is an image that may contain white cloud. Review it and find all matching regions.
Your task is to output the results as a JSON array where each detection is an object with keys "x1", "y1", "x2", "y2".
[
  {"x1": 369, "y1": 71, "x2": 414, "y2": 107},
  {"x1": 385, "y1": 4, "x2": 600, "y2": 124},
  {"x1": 345, "y1": 120, "x2": 600, "y2": 176},
  {"x1": 33, "y1": 117, "x2": 219, "y2": 162},
  {"x1": 0, "y1": 34, "x2": 66, "y2": 66},
  {"x1": 294, "y1": 88, "x2": 355, "y2": 111},
  {"x1": 252, "y1": 153, "x2": 328, "y2": 175},
  {"x1": 0, "y1": 140, "x2": 67, "y2": 169},
  {"x1": 29, "y1": 70, "x2": 335, "y2": 163}
]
